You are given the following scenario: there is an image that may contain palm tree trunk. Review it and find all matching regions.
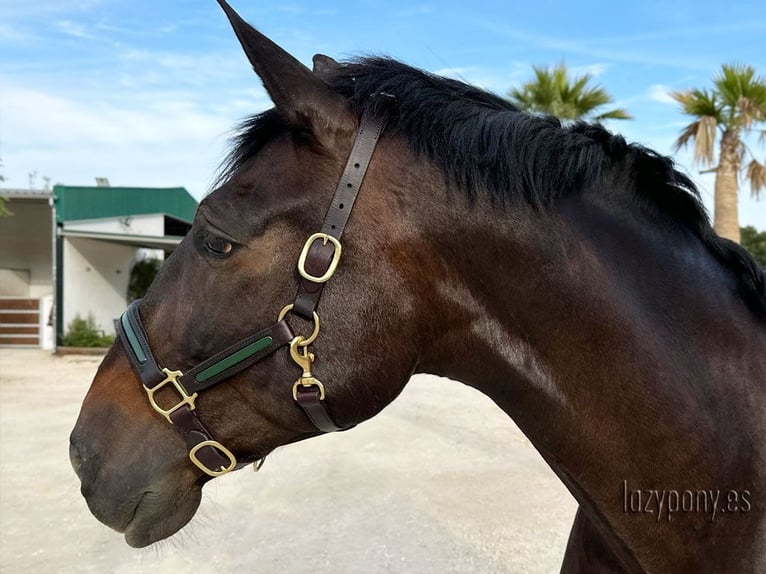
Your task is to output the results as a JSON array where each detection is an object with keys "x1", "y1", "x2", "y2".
[{"x1": 713, "y1": 128, "x2": 741, "y2": 243}]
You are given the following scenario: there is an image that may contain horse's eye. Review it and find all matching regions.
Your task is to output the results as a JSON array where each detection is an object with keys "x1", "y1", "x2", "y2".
[{"x1": 205, "y1": 237, "x2": 233, "y2": 257}]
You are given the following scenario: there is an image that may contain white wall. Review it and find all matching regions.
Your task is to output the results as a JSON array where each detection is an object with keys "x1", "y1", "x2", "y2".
[
  {"x1": 40, "y1": 295, "x2": 54, "y2": 350},
  {"x1": 0, "y1": 199, "x2": 52, "y2": 297},
  {"x1": 63, "y1": 214, "x2": 165, "y2": 236},
  {"x1": 63, "y1": 237, "x2": 136, "y2": 337}
]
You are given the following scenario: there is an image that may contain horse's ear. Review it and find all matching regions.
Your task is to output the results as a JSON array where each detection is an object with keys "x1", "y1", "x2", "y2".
[
  {"x1": 217, "y1": 0, "x2": 353, "y2": 138},
  {"x1": 312, "y1": 54, "x2": 342, "y2": 80}
]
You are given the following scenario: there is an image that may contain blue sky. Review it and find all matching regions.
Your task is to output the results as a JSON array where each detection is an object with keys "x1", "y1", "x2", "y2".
[{"x1": 1, "y1": 0, "x2": 764, "y2": 228}]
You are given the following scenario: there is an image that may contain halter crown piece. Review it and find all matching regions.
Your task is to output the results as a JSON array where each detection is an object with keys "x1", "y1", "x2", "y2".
[{"x1": 116, "y1": 101, "x2": 392, "y2": 477}]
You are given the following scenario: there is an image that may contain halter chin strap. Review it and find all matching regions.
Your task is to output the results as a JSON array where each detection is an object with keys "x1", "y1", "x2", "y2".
[{"x1": 115, "y1": 101, "x2": 392, "y2": 477}]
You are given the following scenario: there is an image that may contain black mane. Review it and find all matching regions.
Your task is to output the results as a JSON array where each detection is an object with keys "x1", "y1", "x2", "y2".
[{"x1": 222, "y1": 56, "x2": 766, "y2": 319}]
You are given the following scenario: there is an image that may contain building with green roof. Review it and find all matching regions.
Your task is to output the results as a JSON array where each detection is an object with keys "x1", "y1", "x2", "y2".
[
  {"x1": 54, "y1": 185, "x2": 197, "y2": 224},
  {"x1": 0, "y1": 184, "x2": 198, "y2": 349}
]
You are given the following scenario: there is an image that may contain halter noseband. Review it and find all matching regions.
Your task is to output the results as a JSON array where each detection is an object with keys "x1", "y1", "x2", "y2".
[{"x1": 116, "y1": 101, "x2": 391, "y2": 477}]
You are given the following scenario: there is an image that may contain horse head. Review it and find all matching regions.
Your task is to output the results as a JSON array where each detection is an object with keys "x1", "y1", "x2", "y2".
[{"x1": 69, "y1": 1, "x2": 430, "y2": 547}]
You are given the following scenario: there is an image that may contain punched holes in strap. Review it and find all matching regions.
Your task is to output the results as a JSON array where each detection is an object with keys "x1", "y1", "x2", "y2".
[
  {"x1": 320, "y1": 107, "x2": 390, "y2": 238},
  {"x1": 291, "y1": 106, "x2": 391, "y2": 320},
  {"x1": 288, "y1": 101, "x2": 394, "y2": 432}
]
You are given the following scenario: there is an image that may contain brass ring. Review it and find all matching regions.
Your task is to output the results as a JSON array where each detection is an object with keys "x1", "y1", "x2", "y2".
[{"x1": 277, "y1": 304, "x2": 320, "y2": 346}]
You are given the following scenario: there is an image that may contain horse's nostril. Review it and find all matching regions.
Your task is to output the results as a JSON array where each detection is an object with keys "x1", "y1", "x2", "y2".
[{"x1": 69, "y1": 439, "x2": 83, "y2": 480}]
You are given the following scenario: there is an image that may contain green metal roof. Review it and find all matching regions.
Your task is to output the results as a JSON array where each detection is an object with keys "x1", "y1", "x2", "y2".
[{"x1": 53, "y1": 185, "x2": 198, "y2": 223}]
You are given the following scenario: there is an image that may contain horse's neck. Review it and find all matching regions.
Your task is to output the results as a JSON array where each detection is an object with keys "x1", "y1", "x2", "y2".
[{"x1": 416, "y1": 194, "x2": 766, "y2": 570}]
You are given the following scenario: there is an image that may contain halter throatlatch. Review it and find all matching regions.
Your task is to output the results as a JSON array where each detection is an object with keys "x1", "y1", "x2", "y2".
[{"x1": 116, "y1": 102, "x2": 392, "y2": 477}]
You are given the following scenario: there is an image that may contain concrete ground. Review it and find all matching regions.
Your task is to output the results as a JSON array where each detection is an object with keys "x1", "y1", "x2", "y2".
[{"x1": 0, "y1": 348, "x2": 576, "y2": 573}]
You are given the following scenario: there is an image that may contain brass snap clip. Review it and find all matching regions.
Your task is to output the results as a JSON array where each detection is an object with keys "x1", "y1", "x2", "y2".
[{"x1": 289, "y1": 337, "x2": 326, "y2": 401}]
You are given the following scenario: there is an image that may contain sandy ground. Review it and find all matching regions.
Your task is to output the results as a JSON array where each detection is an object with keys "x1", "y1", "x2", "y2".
[{"x1": 0, "y1": 348, "x2": 576, "y2": 573}]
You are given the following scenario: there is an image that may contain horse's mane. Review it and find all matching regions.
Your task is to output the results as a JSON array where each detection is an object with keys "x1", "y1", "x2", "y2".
[{"x1": 222, "y1": 57, "x2": 766, "y2": 320}]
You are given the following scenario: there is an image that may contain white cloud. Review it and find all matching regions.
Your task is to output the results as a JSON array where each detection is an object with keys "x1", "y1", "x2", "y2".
[
  {"x1": 5, "y1": 85, "x2": 224, "y2": 143},
  {"x1": 0, "y1": 77, "x2": 272, "y2": 198},
  {"x1": 396, "y1": 6, "x2": 432, "y2": 17},
  {"x1": 433, "y1": 66, "x2": 519, "y2": 94},
  {"x1": 473, "y1": 19, "x2": 717, "y2": 71},
  {"x1": 0, "y1": 22, "x2": 33, "y2": 42},
  {"x1": 648, "y1": 84, "x2": 676, "y2": 105},
  {"x1": 55, "y1": 19, "x2": 94, "y2": 40},
  {"x1": 276, "y1": 4, "x2": 305, "y2": 15},
  {"x1": 0, "y1": 0, "x2": 102, "y2": 19},
  {"x1": 568, "y1": 63, "x2": 608, "y2": 78}
]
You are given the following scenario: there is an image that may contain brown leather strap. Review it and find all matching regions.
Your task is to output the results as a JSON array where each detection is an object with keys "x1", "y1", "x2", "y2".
[
  {"x1": 182, "y1": 320, "x2": 295, "y2": 394},
  {"x1": 292, "y1": 106, "x2": 389, "y2": 320},
  {"x1": 170, "y1": 405, "x2": 246, "y2": 472},
  {"x1": 116, "y1": 99, "x2": 393, "y2": 463},
  {"x1": 115, "y1": 300, "x2": 166, "y2": 388},
  {"x1": 321, "y1": 107, "x2": 388, "y2": 237},
  {"x1": 293, "y1": 240, "x2": 336, "y2": 318},
  {"x1": 288, "y1": 104, "x2": 392, "y2": 432},
  {"x1": 294, "y1": 386, "x2": 344, "y2": 432},
  {"x1": 116, "y1": 299, "x2": 292, "y2": 474}
]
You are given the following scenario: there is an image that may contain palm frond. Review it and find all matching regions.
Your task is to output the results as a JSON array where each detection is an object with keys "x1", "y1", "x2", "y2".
[
  {"x1": 715, "y1": 63, "x2": 753, "y2": 108},
  {"x1": 737, "y1": 95, "x2": 766, "y2": 129},
  {"x1": 673, "y1": 116, "x2": 717, "y2": 165},
  {"x1": 738, "y1": 140, "x2": 748, "y2": 164},
  {"x1": 594, "y1": 108, "x2": 633, "y2": 121},
  {"x1": 506, "y1": 62, "x2": 629, "y2": 121},
  {"x1": 746, "y1": 159, "x2": 766, "y2": 198},
  {"x1": 713, "y1": 64, "x2": 766, "y2": 127},
  {"x1": 674, "y1": 122, "x2": 699, "y2": 151},
  {"x1": 695, "y1": 116, "x2": 719, "y2": 165},
  {"x1": 670, "y1": 89, "x2": 723, "y2": 120}
]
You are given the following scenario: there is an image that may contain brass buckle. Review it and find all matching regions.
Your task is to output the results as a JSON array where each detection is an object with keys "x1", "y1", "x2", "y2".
[
  {"x1": 298, "y1": 233, "x2": 342, "y2": 283},
  {"x1": 143, "y1": 368, "x2": 198, "y2": 423},
  {"x1": 188, "y1": 440, "x2": 237, "y2": 477}
]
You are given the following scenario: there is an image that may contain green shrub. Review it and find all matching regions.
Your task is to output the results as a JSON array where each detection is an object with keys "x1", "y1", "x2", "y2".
[
  {"x1": 62, "y1": 314, "x2": 114, "y2": 347},
  {"x1": 128, "y1": 258, "x2": 162, "y2": 302},
  {"x1": 741, "y1": 226, "x2": 766, "y2": 267}
]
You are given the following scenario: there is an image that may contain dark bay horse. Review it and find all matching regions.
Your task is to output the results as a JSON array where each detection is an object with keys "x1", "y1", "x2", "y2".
[{"x1": 69, "y1": 1, "x2": 766, "y2": 571}]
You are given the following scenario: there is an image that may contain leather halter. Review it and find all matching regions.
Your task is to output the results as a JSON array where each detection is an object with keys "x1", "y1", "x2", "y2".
[{"x1": 115, "y1": 102, "x2": 391, "y2": 477}]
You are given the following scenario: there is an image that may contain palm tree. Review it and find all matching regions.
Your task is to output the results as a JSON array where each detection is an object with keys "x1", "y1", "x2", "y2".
[
  {"x1": 671, "y1": 64, "x2": 766, "y2": 243},
  {"x1": 508, "y1": 62, "x2": 631, "y2": 122}
]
